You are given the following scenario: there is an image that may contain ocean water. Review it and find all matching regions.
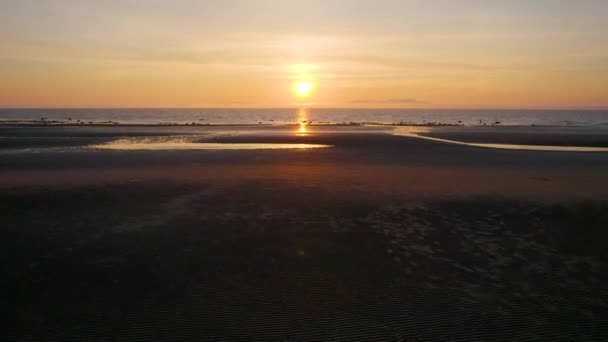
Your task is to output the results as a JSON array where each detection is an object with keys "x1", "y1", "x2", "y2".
[{"x1": 1, "y1": 108, "x2": 608, "y2": 126}]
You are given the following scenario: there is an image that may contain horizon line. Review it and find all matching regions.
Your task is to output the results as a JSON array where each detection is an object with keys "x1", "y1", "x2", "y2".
[{"x1": 1, "y1": 106, "x2": 607, "y2": 111}]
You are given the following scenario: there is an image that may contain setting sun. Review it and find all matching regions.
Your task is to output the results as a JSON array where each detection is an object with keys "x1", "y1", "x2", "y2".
[{"x1": 294, "y1": 81, "x2": 313, "y2": 97}]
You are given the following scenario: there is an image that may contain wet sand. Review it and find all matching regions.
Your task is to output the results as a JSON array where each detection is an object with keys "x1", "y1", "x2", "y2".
[{"x1": 2, "y1": 125, "x2": 608, "y2": 340}]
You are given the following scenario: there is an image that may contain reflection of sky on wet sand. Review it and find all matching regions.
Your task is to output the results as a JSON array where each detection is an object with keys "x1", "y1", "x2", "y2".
[
  {"x1": 91, "y1": 140, "x2": 330, "y2": 150},
  {"x1": 393, "y1": 127, "x2": 608, "y2": 153},
  {"x1": 472, "y1": 143, "x2": 608, "y2": 152}
]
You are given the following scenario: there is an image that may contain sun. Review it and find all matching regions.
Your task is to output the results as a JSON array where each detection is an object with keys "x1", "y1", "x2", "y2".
[{"x1": 294, "y1": 81, "x2": 312, "y2": 97}]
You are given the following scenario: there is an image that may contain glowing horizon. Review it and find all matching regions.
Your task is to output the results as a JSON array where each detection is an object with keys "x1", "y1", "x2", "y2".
[{"x1": 1, "y1": 1, "x2": 607, "y2": 109}]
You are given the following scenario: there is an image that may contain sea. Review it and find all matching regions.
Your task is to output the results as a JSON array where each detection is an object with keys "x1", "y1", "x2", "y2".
[{"x1": 1, "y1": 108, "x2": 608, "y2": 126}]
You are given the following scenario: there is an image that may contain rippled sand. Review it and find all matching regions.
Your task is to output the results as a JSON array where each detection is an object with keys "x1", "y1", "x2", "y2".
[{"x1": 3, "y1": 125, "x2": 608, "y2": 340}]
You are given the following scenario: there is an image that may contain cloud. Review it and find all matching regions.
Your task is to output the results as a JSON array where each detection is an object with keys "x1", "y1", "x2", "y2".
[
  {"x1": 386, "y1": 98, "x2": 427, "y2": 104},
  {"x1": 351, "y1": 98, "x2": 426, "y2": 104}
]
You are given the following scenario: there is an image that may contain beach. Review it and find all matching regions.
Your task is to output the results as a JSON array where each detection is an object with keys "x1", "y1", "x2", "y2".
[{"x1": 3, "y1": 124, "x2": 608, "y2": 340}]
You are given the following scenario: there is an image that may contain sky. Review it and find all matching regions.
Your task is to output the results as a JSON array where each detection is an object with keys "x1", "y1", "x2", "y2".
[{"x1": 1, "y1": 0, "x2": 607, "y2": 108}]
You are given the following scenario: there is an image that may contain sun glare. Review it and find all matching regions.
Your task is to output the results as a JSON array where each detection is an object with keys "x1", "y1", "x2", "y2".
[{"x1": 294, "y1": 81, "x2": 312, "y2": 97}]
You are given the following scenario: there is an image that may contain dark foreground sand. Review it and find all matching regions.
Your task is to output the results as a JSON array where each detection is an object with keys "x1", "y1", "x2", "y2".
[{"x1": 2, "y1": 125, "x2": 608, "y2": 341}]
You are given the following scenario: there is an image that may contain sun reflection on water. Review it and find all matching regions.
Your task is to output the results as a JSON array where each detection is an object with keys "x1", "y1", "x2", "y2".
[
  {"x1": 298, "y1": 122, "x2": 308, "y2": 135},
  {"x1": 297, "y1": 107, "x2": 309, "y2": 136}
]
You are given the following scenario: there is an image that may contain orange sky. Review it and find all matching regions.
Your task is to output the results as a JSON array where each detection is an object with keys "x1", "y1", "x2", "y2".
[{"x1": 1, "y1": 1, "x2": 607, "y2": 108}]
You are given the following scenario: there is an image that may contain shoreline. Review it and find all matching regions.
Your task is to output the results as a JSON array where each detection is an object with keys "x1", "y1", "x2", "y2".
[
  {"x1": 2, "y1": 121, "x2": 606, "y2": 128},
  {"x1": 0, "y1": 121, "x2": 466, "y2": 127}
]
